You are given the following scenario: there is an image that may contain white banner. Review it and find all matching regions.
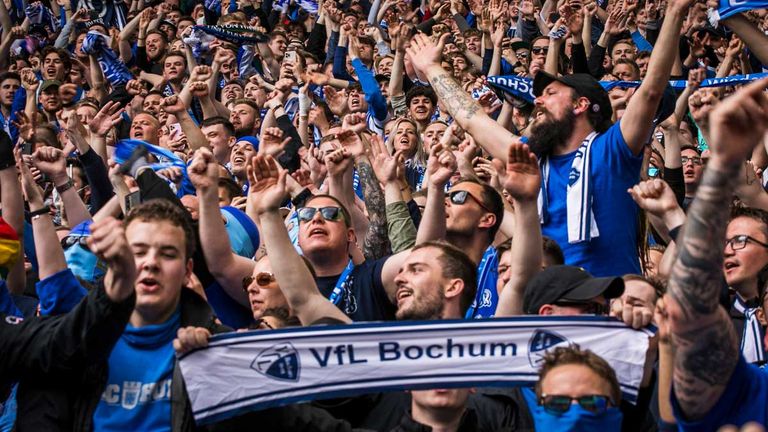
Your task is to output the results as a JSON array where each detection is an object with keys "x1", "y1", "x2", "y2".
[{"x1": 179, "y1": 317, "x2": 654, "y2": 425}]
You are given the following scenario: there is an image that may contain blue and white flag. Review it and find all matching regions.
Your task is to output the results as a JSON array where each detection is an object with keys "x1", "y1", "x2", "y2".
[
  {"x1": 709, "y1": 0, "x2": 768, "y2": 24},
  {"x1": 113, "y1": 139, "x2": 188, "y2": 172},
  {"x1": 80, "y1": 31, "x2": 133, "y2": 87},
  {"x1": 179, "y1": 316, "x2": 655, "y2": 425}
]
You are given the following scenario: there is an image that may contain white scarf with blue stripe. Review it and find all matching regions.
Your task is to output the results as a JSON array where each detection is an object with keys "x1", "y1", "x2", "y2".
[{"x1": 538, "y1": 132, "x2": 600, "y2": 244}]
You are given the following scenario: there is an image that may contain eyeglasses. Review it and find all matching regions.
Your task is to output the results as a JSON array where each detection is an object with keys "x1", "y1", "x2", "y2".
[
  {"x1": 725, "y1": 235, "x2": 768, "y2": 251},
  {"x1": 553, "y1": 300, "x2": 608, "y2": 316},
  {"x1": 532, "y1": 47, "x2": 549, "y2": 55},
  {"x1": 681, "y1": 156, "x2": 702, "y2": 166},
  {"x1": 61, "y1": 235, "x2": 90, "y2": 251},
  {"x1": 242, "y1": 272, "x2": 276, "y2": 290},
  {"x1": 449, "y1": 190, "x2": 494, "y2": 213},
  {"x1": 539, "y1": 394, "x2": 614, "y2": 415},
  {"x1": 297, "y1": 206, "x2": 346, "y2": 224}
]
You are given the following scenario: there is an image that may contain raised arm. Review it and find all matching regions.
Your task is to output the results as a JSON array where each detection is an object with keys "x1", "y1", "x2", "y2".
[
  {"x1": 160, "y1": 95, "x2": 208, "y2": 152},
  {"x1": 620, "y1": 0, "x2": 691, "y2": 155},
  {"x1": 378, "y1": 142, "x2": 458, "y2": 299},
  {"x1": 666, "y1": 77, "x2": 768, "y2": 420},
  {"x1": 718, "y1": 13, "x2": 768, "y2": 66},
  {"x1": 250, "y1": 155, "x2": 351, "y2": 325},
  {"x1": 188, "y1": 148, "x2": 255, "y2": 307},
  {"x1": 495, "y1": 142, "x2": 543, "y2": 317},
  {"x1": 406, "y1": 33, "x2": 518, "y2": 161},
  {"x1": 32, "y1": 147, "x2": 91, "y2": 228}
]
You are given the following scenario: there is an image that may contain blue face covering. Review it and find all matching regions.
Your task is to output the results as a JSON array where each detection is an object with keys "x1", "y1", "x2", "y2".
[
  {"x1": 523, "y1": 388, "x2": 623, "y2": 432},
  {"x1": 64, "y1": 243, "x2": 107, "y2": 284}
]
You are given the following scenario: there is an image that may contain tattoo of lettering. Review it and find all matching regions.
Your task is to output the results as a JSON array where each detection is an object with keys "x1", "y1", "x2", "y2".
[
  {"x1": 357, "y1": 159, "x2": 391, "y2": 260},
  {"x1": 668, "y1": 163, "x2": 740, "y2": 419},
  {"x1": 428, "y1": 72, "x2": 481, "y2": 121}
]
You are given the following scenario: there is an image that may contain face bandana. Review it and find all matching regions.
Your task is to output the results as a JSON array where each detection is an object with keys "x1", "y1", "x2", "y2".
[{"x1": 523, "y1": 388, "x2": 623, "y2": 432}]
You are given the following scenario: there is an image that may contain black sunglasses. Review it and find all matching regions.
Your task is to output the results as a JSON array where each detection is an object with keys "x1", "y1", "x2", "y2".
[
  {"x1": 297, "y1": 206, "x2": 346, "y2": 224},
  {"x1": 449, "y1": 190, "x2": 493, "y2": 213},
  {"x1": 61, "y1": 235, "x2": 90, "y2": 251},
  {"x1": 539, "y1": 394, "x2": 613, "y2": 415},
  {"x1": 532, "y1": 47, "x2": 549, "y2": 55}
]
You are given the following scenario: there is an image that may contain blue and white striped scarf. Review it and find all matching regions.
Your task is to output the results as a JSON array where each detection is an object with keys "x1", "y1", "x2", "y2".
[
  {"x1": 538, "y1": 132, "x2": 599, "y2": 244},
  {"x1": 81, "y1": 31, "x2": 133, "y2": 87}
]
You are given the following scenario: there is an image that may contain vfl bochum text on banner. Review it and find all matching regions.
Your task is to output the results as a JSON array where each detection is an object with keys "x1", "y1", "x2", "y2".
[{"x1": 179, "y1": 317, "x2": 654, "y2": 425}]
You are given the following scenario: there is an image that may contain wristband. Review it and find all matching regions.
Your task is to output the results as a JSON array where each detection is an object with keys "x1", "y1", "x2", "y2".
[
  {"x1": 669, "y1": 224, "x2": 683, "y2": 242},
  {"x1": 291, "y1": 188, "x2": 313, "y2": 208},
  {"x1": 29, "y1": 206, "x2": 51, "y2": 218},
  {"x1": 55, "y1": 178, "x2": 75, "y2": 194}
]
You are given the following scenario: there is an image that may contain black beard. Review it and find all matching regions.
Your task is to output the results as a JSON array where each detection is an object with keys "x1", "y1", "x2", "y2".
[{"x1": 527, "y1": 109, "x2": 576, "y2": 157}]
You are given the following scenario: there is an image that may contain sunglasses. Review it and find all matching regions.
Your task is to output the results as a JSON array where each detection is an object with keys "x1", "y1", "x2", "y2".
[
  {"x1": 532, "y1": 47, "x2": 549, "y2": 55},
  {"x1": 539, "y1": 394, "x2": 614, "y2": 415},
  {"x1": 297, "y1": 206, "x2": 346, "y2": 224},
  {"x1": 61, "y1": 235, "x2": 90, "y2": 251},
  {"x1": 242, "y1": 272, "x2": 276, "y2": 290},
  {"x1": 449, "y1": 190, "x2": 493, "y2": 213}
]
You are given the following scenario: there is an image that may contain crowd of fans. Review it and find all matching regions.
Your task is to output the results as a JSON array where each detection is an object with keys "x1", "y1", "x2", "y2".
[{"x1": 1, "y1": 0, "x2": 768, "y2": 429}]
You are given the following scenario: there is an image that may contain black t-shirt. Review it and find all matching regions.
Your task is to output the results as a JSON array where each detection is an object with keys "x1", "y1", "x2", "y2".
[{"x1": 315, "y1": 257, "x2": 396, "y2": 322}]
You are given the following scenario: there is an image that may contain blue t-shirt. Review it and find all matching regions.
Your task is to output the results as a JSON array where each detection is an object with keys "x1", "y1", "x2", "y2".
[
  {"x1": 672, "y1": 355, "x2": 768, "y2": 430},
  {"x1": 315, "y1": 257, "x2": 396, "y2": 322},
  {"x1": 92, "y1": 310, "x2": 181, "y2": 432},
  {"x1": 541, "y1": 122, "x2": 643, "y2": 277}
]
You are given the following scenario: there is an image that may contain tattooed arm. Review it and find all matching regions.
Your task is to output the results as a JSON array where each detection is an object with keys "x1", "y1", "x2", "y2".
[
  {"x1": 355, "y1": 153, "x2": 391, "y2": 260},
  {"x1": 667, "y1": 77, "x2": 768, "y2": 420},
  {"x1": 405, "y1": 33, "x2": 519, "y2": 161}
]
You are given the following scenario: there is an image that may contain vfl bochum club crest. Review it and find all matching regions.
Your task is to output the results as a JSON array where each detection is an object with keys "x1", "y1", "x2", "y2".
[
  {"x1": 527, "y1": 329, "x2": 571, "y2": 368},
  {"x1": 251, "y1": 343, "x2": 301, "y2": 382}
]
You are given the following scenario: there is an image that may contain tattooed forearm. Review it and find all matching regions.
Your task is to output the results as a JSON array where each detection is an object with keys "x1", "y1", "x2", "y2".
[
  {"x1": 428, "y1": 72, "x2": 481, "y2": 123},
  {"x1": 668, "y1": 162, "x2": 740, "y2": 420},
  {"x1": 357, "y1": 159, "x2": 391, "y2": 260},
  {"x1": 669, "y1": 163, "x2": 738, "y2": 319}
]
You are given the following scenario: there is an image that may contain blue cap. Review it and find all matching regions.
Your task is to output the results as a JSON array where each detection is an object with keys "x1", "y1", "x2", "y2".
[{"x1": 237, "y1": 135, "x2": 260, "y2": 152}]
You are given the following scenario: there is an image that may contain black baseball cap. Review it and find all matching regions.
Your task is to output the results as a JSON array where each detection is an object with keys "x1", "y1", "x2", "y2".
[
  {"x1": 533, "y1": 72, "x2": 613, "y2": 132},
  {"x1": 523, "y1": 265, "x2": 624, "y2": 315}
]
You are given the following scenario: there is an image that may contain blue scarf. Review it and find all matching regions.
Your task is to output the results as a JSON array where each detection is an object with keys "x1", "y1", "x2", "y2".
[
  {"x1": 114, "y1": 139, "x2": 188, "y2": 172},
  {"x1": 465, "y1": 246, "x2": 499, "y2": 319},
  {"x1": 522, "y1": 388, "x2": 623, "y2": 432},
  {"x1": 192, "y1": 25, "x2": 269, "y2": 45},
  {"x1": 81, "y1": 31, "x2": 133, "y2": 87},
  {"x1": 25, "y1": 3, "x2": 59, "y2": 33}
]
